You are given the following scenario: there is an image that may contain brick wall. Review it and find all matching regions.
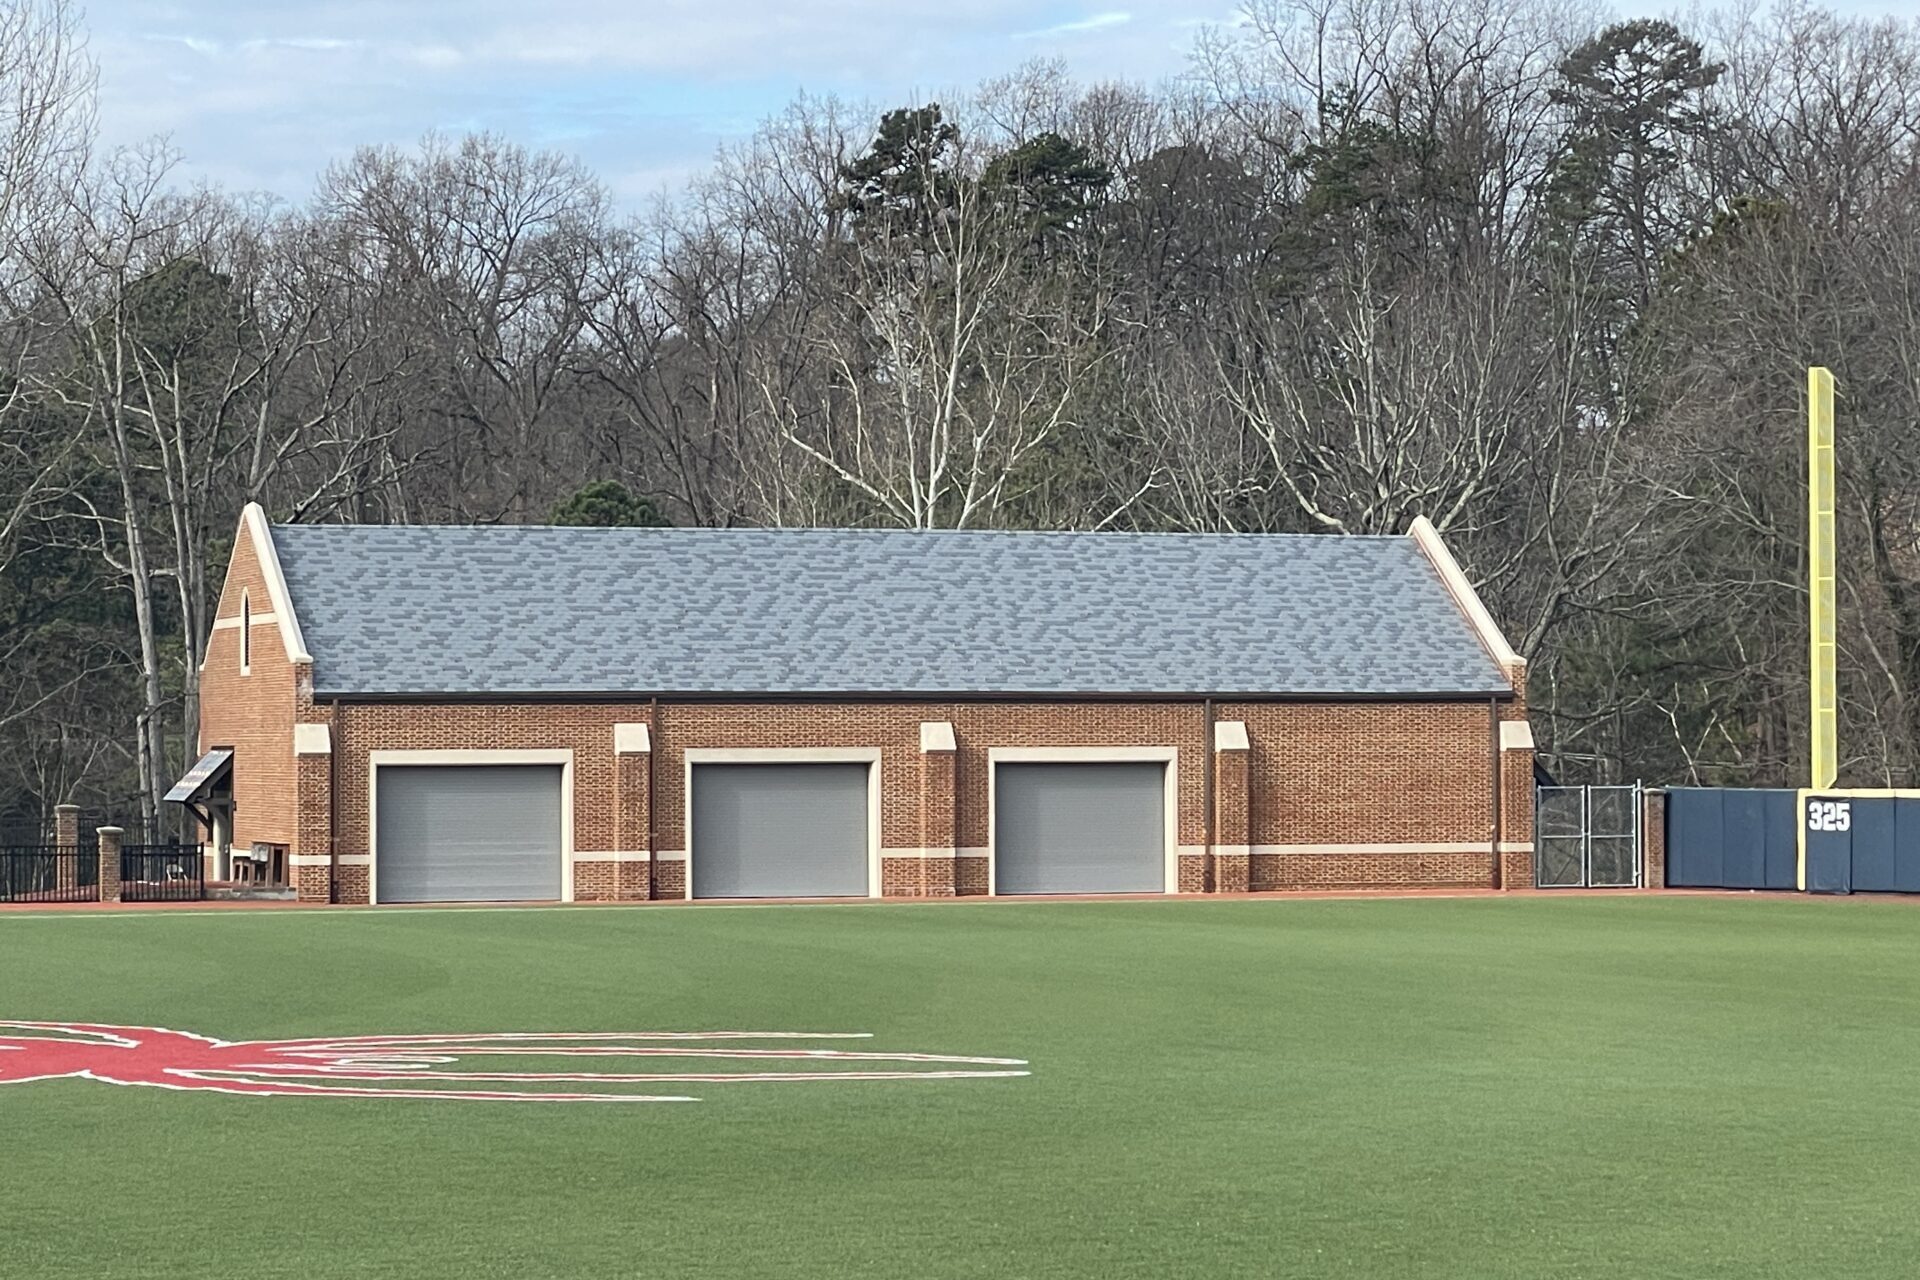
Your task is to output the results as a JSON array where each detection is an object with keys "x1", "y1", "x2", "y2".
[
  {"x1": 1644, "y1": 790, "x2": 1667, "y2": 888},
  {"x1": 198, "y1": 528, "x2": 299, "y2": 852},
  {"x1": 283, "y1": 696, "x2": 1533, "y2": 904}
]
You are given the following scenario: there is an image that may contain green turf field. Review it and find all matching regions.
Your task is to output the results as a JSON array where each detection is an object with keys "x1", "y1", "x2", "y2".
[{"x1": 1, "y1": 895, "x2": 1916, "y2": 1278}]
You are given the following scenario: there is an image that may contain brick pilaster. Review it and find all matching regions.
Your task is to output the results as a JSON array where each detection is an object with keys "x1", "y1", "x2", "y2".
[
  {"x1": 614, "y1": 744, "x2": 654, "y2": 902},
  {"x1": 96, "y1": 827, "x2": 123, "y2": 904},
  {"x1": 1213, "y1": 722, "x2": 1250, "y2": 893},
  {"x1": 918, "y1": 722, "x2": 957, "y2": 897},
  {"x1": 295, "y1": 737, "x2": 334, "y2": 903},
  {"x1": 1497, "y1": 713, "x2": 1535, "y2": 889}
]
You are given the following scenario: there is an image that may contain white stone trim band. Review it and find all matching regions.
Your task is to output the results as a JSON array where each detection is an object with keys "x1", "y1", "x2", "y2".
[
  {"x1": 571, "y1": 851, "x2": 653, "y2": 863},
  {"x1": 290, "y1": 854, "x2": 370, "y2": 867},
  {"x1": 1245, "y1": 842, "x2": 1536, "y2": 856}
]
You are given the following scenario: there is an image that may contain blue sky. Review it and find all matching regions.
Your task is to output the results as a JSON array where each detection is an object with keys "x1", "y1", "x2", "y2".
[{"x1": 87, "y1": 1, "x2": 1914, "y2": 209}]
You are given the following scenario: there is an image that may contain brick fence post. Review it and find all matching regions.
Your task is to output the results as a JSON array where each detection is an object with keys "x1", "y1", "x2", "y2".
[
  {"x1": 96, "y1": 827, "x2": 123, "y2": 904},
  {"x1": 53, "y1": 804, "x2": 80, "y2": 890},
  {"x1": 1643, "y1": 789, "x2": 1666, "y2": 889}
]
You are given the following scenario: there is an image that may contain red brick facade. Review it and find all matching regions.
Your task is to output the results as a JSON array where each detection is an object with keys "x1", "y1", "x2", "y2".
[
  {"x1": 199, "y1": 528, "x2": 300, "y2": 854},
  {"x1": 198, "y1": 516, "x2": 1539, "y2": 906}
]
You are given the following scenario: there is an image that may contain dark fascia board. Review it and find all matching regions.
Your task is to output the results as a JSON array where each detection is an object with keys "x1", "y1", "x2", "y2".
[{"x1": 314, "y1": 687, "x2": 1517, "y2": 705}]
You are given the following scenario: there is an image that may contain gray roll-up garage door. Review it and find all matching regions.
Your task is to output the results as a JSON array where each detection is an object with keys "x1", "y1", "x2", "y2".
[
  {"x1": 375, "y1": 765, "x2": 563, "y2": 903},
  {"x1": 994, "y1": 762, "x2": 1166, "y2": 894},
  {"x1": 691, "y1": 763, "x2": 869, "y2": 898}
]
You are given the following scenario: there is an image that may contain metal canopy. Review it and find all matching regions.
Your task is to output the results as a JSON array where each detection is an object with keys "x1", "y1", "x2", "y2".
[{"x1": 165, "y1": 749, "x2": 233, "y2": 804}]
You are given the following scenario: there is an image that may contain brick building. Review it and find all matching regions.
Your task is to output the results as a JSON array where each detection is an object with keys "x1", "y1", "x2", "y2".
[{"x1": 186, "y1": 504, "x2": 1536, "y2": 904}]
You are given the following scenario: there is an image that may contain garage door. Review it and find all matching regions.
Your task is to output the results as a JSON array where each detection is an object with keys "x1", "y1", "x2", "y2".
[
  {"x1": 691, "y1": 763, "x2": 869, "y2": 898},
  {"x1": 375, "y1": 765, "x2": 563, "y2": 903},
  {"x1": 994, "y1": 762, "x2": 1166, "y2": 894}
]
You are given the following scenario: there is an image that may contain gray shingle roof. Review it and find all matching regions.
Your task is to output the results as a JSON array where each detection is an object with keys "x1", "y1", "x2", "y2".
[{"x1": 268, "y1": 524, "x2": 1512, "y2": 698}]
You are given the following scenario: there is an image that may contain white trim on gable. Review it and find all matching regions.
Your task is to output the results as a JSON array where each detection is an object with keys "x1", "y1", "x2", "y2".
[
  {"x1": 241, "y1": 501, "x2": 313, "y2": 665},
  {"x1": 1407, "y1": 516, "x2": 1523, "y2": 682}
]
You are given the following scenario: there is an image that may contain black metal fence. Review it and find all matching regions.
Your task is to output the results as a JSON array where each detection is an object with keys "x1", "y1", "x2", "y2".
[
  {"x1": 0, "y1": 845, "x2": 101, "y2": 903},
  {"x1": 119, "y1": 843, "x2": 206, "y2": 903}
]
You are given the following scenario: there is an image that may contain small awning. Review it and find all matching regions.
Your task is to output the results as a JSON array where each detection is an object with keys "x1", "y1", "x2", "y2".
[{"x1": 166, "y1": 749, "x2": 234, "y2": 804}]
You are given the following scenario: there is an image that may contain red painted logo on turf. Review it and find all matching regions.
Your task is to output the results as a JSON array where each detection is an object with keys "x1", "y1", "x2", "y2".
[{"x1": 0, "y1": 1022, "x2": 1028, "y2": 1103}]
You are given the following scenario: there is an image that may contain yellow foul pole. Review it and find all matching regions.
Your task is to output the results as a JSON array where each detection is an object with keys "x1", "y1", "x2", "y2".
[{"x1": 1809, "y1": 366, "x2": 1837, "y2": 791}]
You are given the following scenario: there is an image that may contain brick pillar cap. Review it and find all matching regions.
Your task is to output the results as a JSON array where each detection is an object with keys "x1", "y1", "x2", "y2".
[
  {"x1": 95, "y1": 826, "x2": 124, "y2": 836},
  {"x1": 54, "y1": 803, "x2": 79, "y2": 813},
  {"x1": 1213, "y1": 720, "x2": 1250, "y2": 751}
]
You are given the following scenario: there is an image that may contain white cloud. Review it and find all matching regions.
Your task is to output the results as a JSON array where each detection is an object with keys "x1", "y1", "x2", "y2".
[
  {"x1": 1014, "y1": 11, "x2": 1132, "y2": 40},
  {"x1": 401, "y1": 44, "x2": 467, "y2": 69},
  {"x1": 240, "y1": 36, "x2": 358, "y2": 52}
]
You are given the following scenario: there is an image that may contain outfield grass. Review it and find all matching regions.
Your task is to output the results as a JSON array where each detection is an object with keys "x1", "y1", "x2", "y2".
[{"x1": 2, "y1": 895, "x2": 1918, "y2": 1278}]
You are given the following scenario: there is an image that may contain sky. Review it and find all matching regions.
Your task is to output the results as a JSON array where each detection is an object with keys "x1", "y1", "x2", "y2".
[{"x1": 85, "y1": 0, "x2": 1915, "y2": 211}]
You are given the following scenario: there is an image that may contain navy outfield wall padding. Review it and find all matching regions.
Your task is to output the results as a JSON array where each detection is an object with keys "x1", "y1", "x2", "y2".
[
  {"x1": 1897, "y1": 799, "x2": 1920, "y2": 893},
  {"x1": 1665, "y1": 788, "x2": 1723, "y2": 887},
  {"x1": 1801, "y1": 794, "x2": 1920, "y2": 896},
  {"x1": 1671, "y1": 788, "x2": 1920, "y2": 894},
  {"x1": 1664, "y1": 788, "x2": 1798, "y2": 891},
  {"x1": 1721, "y1": 791, "x2": 1767, "y2": 889},
  {"x1": 1764, "y1": 790, "x2": 1799, "y2": 887},
  {"x1": 1850, "y1": 798, "x2": 1897, "y2": 893},
  {"x1": 1803, "y1": 794, "x2": 1852, "y2": 895}
]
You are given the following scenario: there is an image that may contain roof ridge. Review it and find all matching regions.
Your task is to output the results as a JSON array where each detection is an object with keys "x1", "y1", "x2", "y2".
[{"x1": 272, "y1": 522, "x2": 1411, "y2": 540}]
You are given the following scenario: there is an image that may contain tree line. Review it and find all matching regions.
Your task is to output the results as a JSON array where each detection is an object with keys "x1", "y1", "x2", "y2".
[{"x1": 4, "y1": 0, "x2": 1920, "y2": 834}]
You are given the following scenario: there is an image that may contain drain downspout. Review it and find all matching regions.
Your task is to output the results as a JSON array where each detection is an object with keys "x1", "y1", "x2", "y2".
[{"x1": 328, "y1": 702, "x2": 340, "y2": 904}]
